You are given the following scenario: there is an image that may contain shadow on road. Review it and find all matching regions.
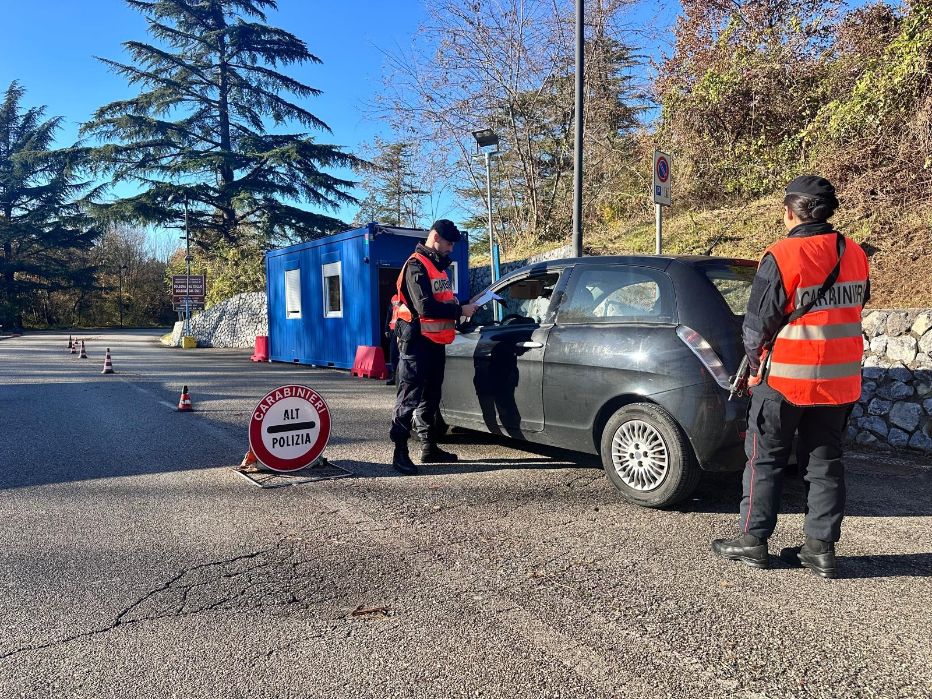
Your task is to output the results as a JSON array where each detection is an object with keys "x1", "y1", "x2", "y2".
[
  {"x1": 359, "y1": 428, "x2": 932, "y2": 519},
  {"x1": 835, "y1": 553, "x2": 932, "y2": 579}
]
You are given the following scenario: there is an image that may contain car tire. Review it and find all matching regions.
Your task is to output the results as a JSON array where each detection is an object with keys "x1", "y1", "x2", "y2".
[{"x1": 599, "y1": 403, "x2": 700, "y2": 508}]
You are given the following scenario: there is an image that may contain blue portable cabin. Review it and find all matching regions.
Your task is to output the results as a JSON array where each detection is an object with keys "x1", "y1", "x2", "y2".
[{"x1": 265, "y1": 222, "x2": 471, "y2": 368}]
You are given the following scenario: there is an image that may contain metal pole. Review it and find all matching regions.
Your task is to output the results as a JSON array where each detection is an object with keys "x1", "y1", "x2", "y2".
[
  {"x1": 118, "y1": 268, "x2": 124, "y2": 328},
  {"x1": 655, "y1": 203, "x2": 662, "y2": 255},
  {"x1": 571, "y1": 0, "x2": 584, "y2": 258},
  {"x1": 184, "y1": 197, "x2": 191, "y2": 337},
  {"x1": 484, "y1": 151, "x2": 497, "y2": 283}
]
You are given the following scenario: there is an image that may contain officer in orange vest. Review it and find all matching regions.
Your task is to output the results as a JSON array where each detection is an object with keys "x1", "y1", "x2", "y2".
[
  {"x1": 389, "y1": 220, "x2": 478, "y2": 474},
  {"x1": 713, "y1": 176, "x2": 870, "y2": 578}
]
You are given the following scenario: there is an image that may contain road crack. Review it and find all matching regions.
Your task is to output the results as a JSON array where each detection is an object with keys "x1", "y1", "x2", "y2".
[{"x1": 0, "y1": 541, "x2": 299, "y2": 660}]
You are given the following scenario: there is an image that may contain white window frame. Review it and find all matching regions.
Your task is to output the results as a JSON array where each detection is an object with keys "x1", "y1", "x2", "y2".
[
  {"x1": 446, "y1": 261, "x2": 459, "y2": 294},
  {"x1": 284, "y1": 268, "x2": 302, "y2": 319},
  {"x1": 322, "y1": 261, "x2": 343, "y2": 318}
]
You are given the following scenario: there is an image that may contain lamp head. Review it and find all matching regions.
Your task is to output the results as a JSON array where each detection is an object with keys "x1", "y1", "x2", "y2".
[{"x1": 472, "y1": 128, "x2": 499, "y2": 154}]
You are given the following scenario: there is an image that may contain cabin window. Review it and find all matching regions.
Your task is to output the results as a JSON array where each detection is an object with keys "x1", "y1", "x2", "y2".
[
  {"x1": 285, "y1": 268, "x2": 301, "y2": 319},
  {"x1": 322, "y1": 261, "x2": 343, "y2": 318}
]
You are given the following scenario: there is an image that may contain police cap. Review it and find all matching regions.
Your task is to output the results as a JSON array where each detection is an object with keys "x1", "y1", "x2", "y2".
[
  {"x1": 785, "y1": 175, "x2": 837, "y2": 201},
  {"x1": 431, "y1": 219, "x2": 462, "y2": 243}
]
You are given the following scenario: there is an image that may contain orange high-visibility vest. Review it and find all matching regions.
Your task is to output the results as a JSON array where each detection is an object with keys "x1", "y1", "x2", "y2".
[
  {"x1": 763, "y1": 233, "x2": 869, "y2": 406},
  {"x1": 391, "y1": 252, "x2": 458, "y2": 344}
]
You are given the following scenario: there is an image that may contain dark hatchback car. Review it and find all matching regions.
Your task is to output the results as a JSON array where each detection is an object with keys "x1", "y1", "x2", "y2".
[{"x1": 441, "y1": 255, "x2": 759, "y2": 507}]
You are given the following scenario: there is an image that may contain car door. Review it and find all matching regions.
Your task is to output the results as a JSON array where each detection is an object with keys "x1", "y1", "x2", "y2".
[
  {"x1": 542, "y1": 264, "x2": 679, "y2": 450},
  {"x1": 443, "y1": 269, "x2": 563, "y2": 438}
]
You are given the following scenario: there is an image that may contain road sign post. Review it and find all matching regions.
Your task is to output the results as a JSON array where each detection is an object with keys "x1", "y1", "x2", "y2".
[
  {"x1": 653, "y1": 149, "x2": 672, "y2": 255},
  {"x1": 171, "y1": 275, "x2": 206, "y2": 319},
  {"x1": 248, "y1": 385, "x2": 331, "y2": 473}
]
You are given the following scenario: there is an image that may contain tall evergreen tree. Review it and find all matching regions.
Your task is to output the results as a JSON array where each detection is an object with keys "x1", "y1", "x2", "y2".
[
  {"x1": 356, "y1": 140, "x2": 428, "y2": 227},
  {"x1": 0, "y1": 82, "x2": 99, "y2": 329},
  {"x1": 83, "y1": 0, "x2": 360, "y2": 249}
]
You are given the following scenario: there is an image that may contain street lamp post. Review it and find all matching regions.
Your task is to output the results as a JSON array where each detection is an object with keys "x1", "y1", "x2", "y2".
[{"x1": 471, "y1": 128, "x2": 500, "y2": 285}]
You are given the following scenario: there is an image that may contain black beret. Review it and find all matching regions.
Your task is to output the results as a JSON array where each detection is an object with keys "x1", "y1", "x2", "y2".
[
  {"x1": 785, "y1": 175, "x2": 837, "y2": 201},
  {"x1": 431, "y1": 219, "x2": 462, "y2": 243}
]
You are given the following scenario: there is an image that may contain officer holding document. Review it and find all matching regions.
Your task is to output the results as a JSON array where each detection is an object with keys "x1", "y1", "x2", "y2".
[{"x1": 388, "y1": 220, "x2": 478, "y2": 475}]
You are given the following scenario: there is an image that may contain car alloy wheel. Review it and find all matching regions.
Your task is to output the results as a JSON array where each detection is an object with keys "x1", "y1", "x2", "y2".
[
  {"x1": 601, "y1": 403, "x2": 700, "y2": 507},
  {"x1": 610, "y1": 419, "x2": 669, "y2": 491}
]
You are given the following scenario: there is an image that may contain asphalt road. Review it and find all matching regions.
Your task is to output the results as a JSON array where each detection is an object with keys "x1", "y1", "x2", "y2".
[{"x1": 1, "y1": 330, "x2": 930, "y2": 699}]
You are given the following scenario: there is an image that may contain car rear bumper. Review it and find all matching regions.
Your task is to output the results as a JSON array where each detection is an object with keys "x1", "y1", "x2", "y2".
[{"x1": 650, "y1": 381, "x2": 748, "y2": 472}]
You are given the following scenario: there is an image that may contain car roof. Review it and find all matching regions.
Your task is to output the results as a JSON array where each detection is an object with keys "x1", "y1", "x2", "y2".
[{"x1": 499, "y1": 254, "x2": 758, "y2": 280}]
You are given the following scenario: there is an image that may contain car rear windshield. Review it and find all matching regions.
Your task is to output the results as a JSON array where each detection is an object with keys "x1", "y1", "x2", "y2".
[{"x1": 701, "y1": 263, "x2": 757, "y2": 316}]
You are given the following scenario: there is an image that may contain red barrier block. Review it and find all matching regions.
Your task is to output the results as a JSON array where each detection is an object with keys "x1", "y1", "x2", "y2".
[
  {"x1": 351, "y1": 345, "x2": 389, "y2": 379},
  {"x1": 251, "y1": 335, "x2": 269, "y2": 362}
]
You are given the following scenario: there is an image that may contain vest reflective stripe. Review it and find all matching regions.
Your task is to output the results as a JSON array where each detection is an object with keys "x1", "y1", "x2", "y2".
[
  {"x1": 765, "y1": 233, "x2": 869, "y2": 406},
  {"x1": 768, "y1": 360, "x2": 864, "y2": 380},
  {"x1": 420, "y1": 319, "x2": 456, "y2": 334},
  {"x1": 793, "y1": 281, "x2": 867, "y2": 310},
  {"x1": 392, "y1": 251, "x2": 458, "y2": 345},
  {"x1": 776, "y1": 322, "x2": 864, "y2": 341}
]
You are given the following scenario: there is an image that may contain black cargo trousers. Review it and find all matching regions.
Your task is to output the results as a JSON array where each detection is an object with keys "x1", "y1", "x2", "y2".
[
  {"x1": 739, "y1": 383, "x2": 853, "y2": 543},
  {"x1": 389, "y1": 329, "x2": 447, "y2": 446}
]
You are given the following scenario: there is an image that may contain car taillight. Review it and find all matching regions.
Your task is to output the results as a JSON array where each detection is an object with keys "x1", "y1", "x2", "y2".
[{"x1": 676, "y1": 325, "x2": 731, "y2": 390}]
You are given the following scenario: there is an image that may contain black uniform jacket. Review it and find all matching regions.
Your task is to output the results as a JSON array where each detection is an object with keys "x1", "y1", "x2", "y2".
[
  {"x1": 743, "y1": 222, "x2": 870, "y2": 374},
  {"x1": 396, "y1": 244, "x2": 463, "y2": 339}
]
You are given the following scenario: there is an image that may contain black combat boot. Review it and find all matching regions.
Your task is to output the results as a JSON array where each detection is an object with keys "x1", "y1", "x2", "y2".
[
  {"x1": 711, "y1": 533, "x2": 769, "y2": 569},
  {"x1": 780, "y1": 537, "x2": 837, "y2": 579},
  {"x1": 420, "y1": 443, "x2": 459, "y2": 463},
  {"x1": 392, "y1": 442, "x2": 418, "y2": 475}
]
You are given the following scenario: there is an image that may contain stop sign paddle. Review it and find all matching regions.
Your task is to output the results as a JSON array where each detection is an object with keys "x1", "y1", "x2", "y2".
[{"x1": 249, "y1": 385, "x2": 331, "y2": 472}]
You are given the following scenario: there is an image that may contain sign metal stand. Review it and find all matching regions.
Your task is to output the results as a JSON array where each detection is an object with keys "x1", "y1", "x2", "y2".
[{"x1": 653, "y1": 149, "x2": 672, "y2": 254}]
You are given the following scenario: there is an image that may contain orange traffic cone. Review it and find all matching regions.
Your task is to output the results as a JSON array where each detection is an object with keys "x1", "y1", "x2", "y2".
[
  {"x1": 238, "y1": 449, "x2": 259, "y2": 472},
  {"x1": 101, "y1": 348, "x2": 114, "y2": 374},
  {"x1": 67, "y1": 335, "x2": 72, "y2": 350},
  {"x1": 177, "y1": 385, "x2": 193, "y2": 412},
  {"x1": 79, "y1": 340, "x2": 88, "y2": 359},
  {"x1": 70, "y1": 339, "x2": 77, "y2": 355}
]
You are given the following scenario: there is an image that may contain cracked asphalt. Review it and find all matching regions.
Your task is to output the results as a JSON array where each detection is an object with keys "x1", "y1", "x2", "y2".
[{"x1": 1, "y1": 330, "x2": 930, "y2": 699}]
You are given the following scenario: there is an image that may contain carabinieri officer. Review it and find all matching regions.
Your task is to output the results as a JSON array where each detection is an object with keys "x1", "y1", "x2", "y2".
[
  {"x1": 388, "y1": 220, "x2": 477, "y2": 474},
  {"x1": 713, "y1": 176, "x2": 870, "y2": 578}
]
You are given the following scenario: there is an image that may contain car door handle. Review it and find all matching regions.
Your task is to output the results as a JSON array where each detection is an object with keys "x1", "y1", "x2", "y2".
[{"x1": 514, "y1": 341, "x2": 543, "y2": 349}]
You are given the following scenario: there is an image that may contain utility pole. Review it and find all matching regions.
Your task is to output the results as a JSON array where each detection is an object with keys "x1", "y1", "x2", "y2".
[
  {"x1": 183, "y1": 196, "x2": 191, "y2": 338},
  {"x1": 572, "y1": 0, "x2": 585, "y2": 258},
  {"x1": 118, "y1": 264, "x2": 127, "y2": 327}
]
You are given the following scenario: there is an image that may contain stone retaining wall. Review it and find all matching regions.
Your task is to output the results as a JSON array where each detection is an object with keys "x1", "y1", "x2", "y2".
[
  {"x1": 852, "y1": 310, "x2": 932, "y2": 453},
  {"x1": 169, "y1": 292, "x2": 267, "y2": 348}
]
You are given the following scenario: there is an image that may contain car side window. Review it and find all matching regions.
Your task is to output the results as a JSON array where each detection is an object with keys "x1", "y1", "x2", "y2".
[
  {"x1": 471, "y1": 272, "x2": 561, "y2": 327},
  {"x1": 557, "y1": 266, "x2": 673, "y2": 324}
]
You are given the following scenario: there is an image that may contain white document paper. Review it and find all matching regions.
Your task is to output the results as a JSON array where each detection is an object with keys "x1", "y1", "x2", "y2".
[{"x1": 470, "y1": 289, "x2": 504, "y2": 307}]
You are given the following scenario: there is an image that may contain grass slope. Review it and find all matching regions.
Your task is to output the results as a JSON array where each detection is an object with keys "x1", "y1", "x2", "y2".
[{"x1": 480, "y1": 197, "x2": 932, "y2": 309}]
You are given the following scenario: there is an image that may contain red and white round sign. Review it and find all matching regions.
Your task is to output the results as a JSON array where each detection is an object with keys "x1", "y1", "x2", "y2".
[{"x1": 248, "y1": 385, "x2": 331, "y2": 472}]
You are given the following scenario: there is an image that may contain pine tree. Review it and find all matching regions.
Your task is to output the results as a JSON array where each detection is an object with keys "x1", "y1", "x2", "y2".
[
  {"x1": 356, "y1": 140, "x2": 427, "y2": 227},
  {"x1": 0, "y1": 82, "x2": 99, "y2": 330},
  {"x1": 83, "y1": 0, "x2": 360, "y2": 250}
]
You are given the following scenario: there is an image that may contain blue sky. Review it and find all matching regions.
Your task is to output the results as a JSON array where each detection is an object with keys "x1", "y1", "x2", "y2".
[
  {"x1": 1, "y1": 0, "x2": 870, "y2": 251},
  {"x1": 1, "y1": 2, "x2": 424, "y2": 144},
  {"x1": 0, "y1": 0, "x2": 431, "y2": 247}
]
